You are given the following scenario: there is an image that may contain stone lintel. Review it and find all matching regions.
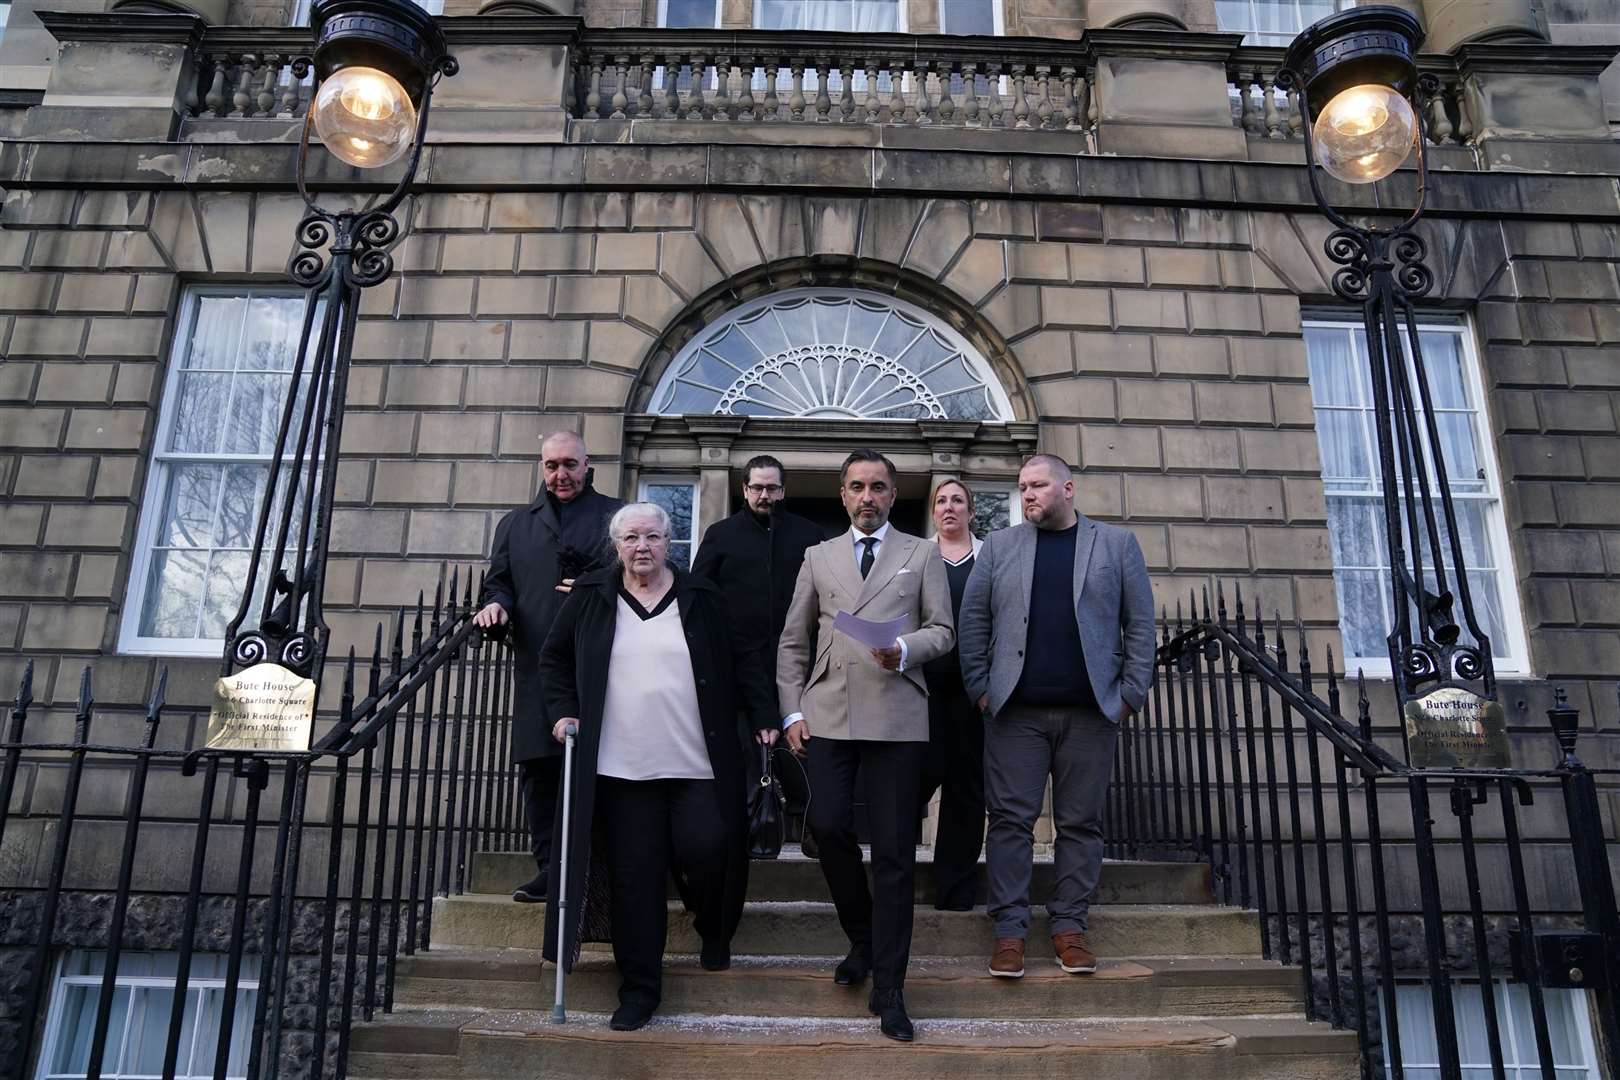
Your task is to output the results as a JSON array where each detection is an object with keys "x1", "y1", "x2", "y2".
[
  {"x1": 1454, "y1": 41, "x2": 1620, "y2": 79},
  {"x1": 35, "y1": 11, "x2": 206, "y2": 47},
  {"x1": 1083, "y1": 28, "x2": 1244, "y2": 65}
]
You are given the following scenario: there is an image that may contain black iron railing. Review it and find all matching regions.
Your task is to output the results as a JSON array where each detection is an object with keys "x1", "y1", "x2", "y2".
[
  {"x1": 0, "y1": 569, "x2": 515, "y2": 1080},
  {"x1": 1105, "y1": 585, "x2": 1620, "y2": 1080}
]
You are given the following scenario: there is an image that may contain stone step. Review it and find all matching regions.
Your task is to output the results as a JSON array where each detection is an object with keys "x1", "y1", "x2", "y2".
[
  {"x1": 347, "y1": 1009, "x2": 1359, "y2": 1080},
  {"x1": 430, "y1": 894, "x2": 1263, "y2": 957},
  {"x1": 469, "y1": 849, "x2": 1213, "y2": 905},
  {"x1": 394, "y1": 949, "x2": 1306, "y2": 1019}
]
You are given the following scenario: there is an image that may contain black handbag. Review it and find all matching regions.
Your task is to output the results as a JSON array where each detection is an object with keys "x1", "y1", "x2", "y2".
[{"x1": 747, "y1": 743, "x2": 787, "y2": 860}]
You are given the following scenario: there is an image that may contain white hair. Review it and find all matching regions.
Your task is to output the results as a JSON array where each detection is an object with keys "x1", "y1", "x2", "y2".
[{"x1": 608, "y1": 502, "x2": 673, "y2": 544}]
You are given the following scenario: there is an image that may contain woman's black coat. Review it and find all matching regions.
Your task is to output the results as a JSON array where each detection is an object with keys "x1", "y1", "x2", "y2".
[{"x1": 537, "y1": 565, "x2": 778, "y2": 971}]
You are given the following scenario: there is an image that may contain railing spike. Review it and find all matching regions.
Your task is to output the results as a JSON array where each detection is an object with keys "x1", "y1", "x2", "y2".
[
  {"x1": 343, "y1": 646, "x2": 357, "y2": 722},
  {"x1": 1216, "y1": 580, "x2": 1228, "y2": 626},
  {"x1": 12, "y1": 659, "x2": 34, "y2": 714},
  {"x1": 369, "y1": 622, "x2": 384, "y2": 697},
  {"x1": 1200, "y1": 584, "x2": 1211, "y2": 624},
  {"x1": 391, "y1": 609, "x2": 405, "y2": 668},
  {"x1": 463, "y1": 566, "x2": 475, "y2": 611},
  {"x1": 144, "y1": 667, "x2": 169, "y2": 748},
  {"x1": 431, "y1": 579, "x2": 445, "y2": 631},
  {"x1": 74, "y1": 666, "x2": 94, "y2": 742},
  {"x1": 1160, "y1": 607, "x2": 1170, "y2": 644},
  {"x1": 1272, "y1": 611, "x2": 1288, "y2": 667},
  {"x1": 1233, "y1": 581, "x2": 1246, "y2": 631},
  {"x1": 448, "y1": 566, "x2": 461, "y2": 617},
  {"x1": 1175, "y1": 599, "x2": 1184, "y2": 633},
  {"x1": 1296, "y1": 618, "x2": 1311, "y2": 669}
]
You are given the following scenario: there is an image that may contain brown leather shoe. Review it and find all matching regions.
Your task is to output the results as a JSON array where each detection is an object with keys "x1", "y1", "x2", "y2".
[
  {"x1": 989, "y1": 938, "x2": 1025, "y2": 979},
  {"x1": 1052, "y1": 931, "x2": 1097, "y2": 974}
]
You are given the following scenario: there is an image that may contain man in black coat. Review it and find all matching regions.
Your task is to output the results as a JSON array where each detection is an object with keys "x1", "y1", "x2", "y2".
[
  {"x1": 475, "y1": 430, "x2": 623, "y2": 902},
  {"x1": 690, "y1": 455, "x2": 826, "y2": 691},
  {"x1": 691, "y1": 455, "x2": 825, "y2": 832}
]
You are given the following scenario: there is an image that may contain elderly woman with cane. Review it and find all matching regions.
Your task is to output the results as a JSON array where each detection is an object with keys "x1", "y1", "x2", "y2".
[{"x1": 539, "y1": 502, "x2": 779, "y2": 1031}]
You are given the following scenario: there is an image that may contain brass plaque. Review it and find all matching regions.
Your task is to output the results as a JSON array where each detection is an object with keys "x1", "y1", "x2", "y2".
[
  {"x1": 205, "y1": 662, "x2": 317, "y2": 752},
  {"x1": 1403, "y1": 686, "x2": 1510, "y2": 769}
]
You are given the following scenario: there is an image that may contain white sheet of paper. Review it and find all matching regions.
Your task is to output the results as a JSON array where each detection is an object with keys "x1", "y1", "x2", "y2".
[{"x1": 832, "y1": 611, "x2": 908, "y2": 650}]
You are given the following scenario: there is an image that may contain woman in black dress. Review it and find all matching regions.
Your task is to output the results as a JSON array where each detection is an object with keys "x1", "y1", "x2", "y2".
[{"x1": 920, "y1": 478, "x2": 987, "y2": 911}]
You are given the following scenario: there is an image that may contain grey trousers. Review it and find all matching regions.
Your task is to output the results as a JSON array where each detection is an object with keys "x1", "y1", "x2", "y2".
[{"x1": 984, "y1": 704, "x2": 1117, "y2": 939}]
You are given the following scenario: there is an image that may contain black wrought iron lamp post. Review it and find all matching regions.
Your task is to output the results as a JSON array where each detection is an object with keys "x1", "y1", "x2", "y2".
[
  {"x1": 1279, "y1": 8, "x2": 1502, "y2": 744},
  {"x1": 221, "y1": 0, "x2": 456, "y2": 696}
]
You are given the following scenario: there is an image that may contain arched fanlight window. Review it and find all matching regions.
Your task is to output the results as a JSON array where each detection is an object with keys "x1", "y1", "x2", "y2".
[{"x1": 650, "y1": 288, "x2": 1014, "y2": 421}]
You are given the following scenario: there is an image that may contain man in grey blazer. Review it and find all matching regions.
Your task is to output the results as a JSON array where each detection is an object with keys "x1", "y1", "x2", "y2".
[
  {"x1": 957, "y1": 454, "x2": 1155, "y2": 979},
  {"x1": 778, "y1": 449, "x2": 954, "y2": 1042}
]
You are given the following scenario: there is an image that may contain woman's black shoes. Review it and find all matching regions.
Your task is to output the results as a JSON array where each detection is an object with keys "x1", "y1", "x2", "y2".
[
  {"x1": 511, "y1": 873, "x2": 547, "y2": 903},
  {"x1": 868, "y1": 988, "x2": 914, "y2": 1042},
  {"x1": 610, "y1": 1001, "x2": 656, "y2": 1031},
  {"x1": 700, "y1": 939, "x2": 731, "y2": 971}
]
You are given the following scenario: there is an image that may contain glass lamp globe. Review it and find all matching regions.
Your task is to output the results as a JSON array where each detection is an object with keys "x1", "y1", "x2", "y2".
[
  {"x1": 1312, "y1": 83, "x2": 1419, "y2": 184},
  {"x1": 312, "y1": 66, "x2": 416, "y2": 169}
]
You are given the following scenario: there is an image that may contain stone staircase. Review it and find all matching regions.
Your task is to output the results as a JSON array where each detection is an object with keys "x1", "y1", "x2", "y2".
[{"x1": 348, "y1": 849, "x2": 1359, "y2": 1079}]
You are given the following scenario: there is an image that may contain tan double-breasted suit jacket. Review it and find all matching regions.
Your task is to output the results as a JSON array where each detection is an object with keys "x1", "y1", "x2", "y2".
[{"x1": 776, "y1": 527, "x2": 955, "y2": 742}]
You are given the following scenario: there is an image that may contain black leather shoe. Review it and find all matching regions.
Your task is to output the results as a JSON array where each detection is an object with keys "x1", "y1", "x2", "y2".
[
  {"x1": 511, "y1": 873, "x2": 547, "y2": 903},
  {"x1": 700, "y1": 938, "x2": 731, "y2": 972},
  {"x1": 833, "y1": 946, "x2": 872, "y2": 986},
  {"x1": 610, "y1": 1000, "x2": 656, "y2": 1031},
  {"x1": 868, "y1": 988, "x2": 914, "y2": 1042}
]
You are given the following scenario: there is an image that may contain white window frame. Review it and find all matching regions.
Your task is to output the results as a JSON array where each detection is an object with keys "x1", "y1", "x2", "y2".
[
  {"x1": 36, "y1": 951, "x2": 260, "y2": 1080},
  {"x1": 1214, "y1": 0, "x2": 1347, "y2": 45},
  {"x1": 1382, "y1": 981, "x2": 1603, "y2": 1080},
  {"x1": 937, "y1": 0, "x2": 1004, "y2": 36},
  {"x1": 0, "y1": 3, "x2": 12, "y2": 46},
  {"x1": 291, "y1": 0, "x2": 441, "y2": 23},
  {"x1": 1303, "y1": 316, "x2": 1529, "y2": 677},
  {"x1": 638, "y1": 474, "x2": 703, "y2": 569},
  {"x1": 119, "y1": 285, "x2": 312, "y2": 658}
]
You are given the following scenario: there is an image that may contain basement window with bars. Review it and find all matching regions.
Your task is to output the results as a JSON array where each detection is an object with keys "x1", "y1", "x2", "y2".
[
  {"x1": 120, "y1": 286, "x2": 317, "y2": 657},
  {"x1": 1384, "y1": 982, "x2": 1602, "y2": 1079},
  {"x1": 1302, "y1": 318, "x2": 1528, "y2": 674},
  {"x1": 36, "y1": 952, "x2": 259, "y2": 1080}
]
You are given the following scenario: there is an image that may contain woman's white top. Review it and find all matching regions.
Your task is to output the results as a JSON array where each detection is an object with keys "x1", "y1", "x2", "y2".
[{"x1": 597, "y1": 590, "x2": 713, "y2": 782}]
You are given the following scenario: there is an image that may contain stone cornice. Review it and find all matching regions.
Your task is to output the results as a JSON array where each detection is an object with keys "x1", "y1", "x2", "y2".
[
  {"x1": 3, "y1": 139, "x2": 1617, "y2": 221},
  {"x1": 1454, "y1": 41, "x2": 1620, "y2": 79},
  {"x1": 439, "y1": 14, "x2": 585, "y2": 46},
  {"x1": 36, "y1": 10, "x2": 206, "y2": 47},
  {"x1": 1084, "y1": 28, "x2": 1244, "y2": 64}
]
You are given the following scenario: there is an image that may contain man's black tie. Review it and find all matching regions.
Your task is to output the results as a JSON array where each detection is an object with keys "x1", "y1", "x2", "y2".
[{"x1": 859, "y1": 536, "x2": 877, "y2": 579}]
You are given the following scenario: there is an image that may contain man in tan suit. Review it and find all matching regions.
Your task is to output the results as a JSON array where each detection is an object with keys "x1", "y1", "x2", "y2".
[{"x1": 778, "y1": 449, "x2": 954, "y2": 1042}]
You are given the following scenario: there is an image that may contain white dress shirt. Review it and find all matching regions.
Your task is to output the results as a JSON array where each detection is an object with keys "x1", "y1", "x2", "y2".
[{"x1": 783, "y1": 521, "x2": 907, "y2": 730}]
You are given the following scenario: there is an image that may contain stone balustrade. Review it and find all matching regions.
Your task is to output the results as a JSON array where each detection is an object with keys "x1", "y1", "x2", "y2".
[
  {"x1": 1225, "y1": 46, "x2": 1473, "y2": 147},
  {"x1": 185, "y1": 28, "x2": 314, "y2": 119},
  {"x1": 568, "y1": 31, "x2": 1098, "y2": 131}
]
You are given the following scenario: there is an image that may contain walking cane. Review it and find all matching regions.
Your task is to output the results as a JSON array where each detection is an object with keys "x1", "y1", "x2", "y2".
[{"x1": 551, "y1": 721, "x2": 577, "y2": 1024}]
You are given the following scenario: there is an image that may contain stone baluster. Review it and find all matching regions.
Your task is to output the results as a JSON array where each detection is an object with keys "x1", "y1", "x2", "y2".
[
  {"x1": 915, "y1": 63, "x2": 933, "y2": 124},
  {"x1": 988, "y1": 63, "x2": 1006, "y2": 128},
  {"x1": 1035, "y1": 65, "x2": 1054, "y2": 129},
  {"x1": 864, "y1": 60, "x2": 882, "y2": 123},
  {"x1": 838, "y1": 61, "x2": 856, "y2": 121},
  {"x1": 961, "y1": 62, "x2": 981, "y2": 127},
  {"x1": 935, "y1": 62, "x2": 955, "y2": 124},
  {"x1": 1425, "y1": 86, "x2": 1452, "y2": 143},
  {"x1": 814, "y1": 57, "x2": 832, "y2": 121},
  {"x1": 1450, "y1": 81, "x2": 1473, "y2": 143},
  {"x1": 687, "y1": 54, "x2": 708, "y2": 119},
  {"x1": 584, "y1": 54, "x2": 604, "y2": 118},
  {"x1": 1262, "y1": 73, "x2": 1283, "y2": 139},
  {"x1": 1235, "y1": 72, "x2": 1260, "y2": 136},
  {"x1": 783, "y1": 61, "x2": 802, "y2": 121},
  {"x1": 762, "y1": 62, "x2": 780, "y2": 120},
  {"x1": 231, "y1": 54, "x2": 256, "y2": 116},
  {"x1": 182, "y1": 62, "x2": 203, "y2": 115},
  {"x1": 649, "y1": 53, "x2": 669, "y2": 118},
  {"x1": 635, "y1": 56, "x2": 653, "y2": 117},
  {"x1": 1086, "y1": 68, "x2": 1100, "y2": 129},
  {"x1": 1286, "y1": 86, "x2": 1303, "y2": 139},
  {"x1": 1059, "y1": 66, "x2": 1078, "y2": 130},
  {"x1": 715, "y1": 55, "x2": 735, "y2": 120},
  {"x1": 610, "y1": 55, "x2": 630, "y2": 119},
  {"x1": 887, "y1": 59, "x2": 905, "y2": 123},
  {"x1": 256, "y1": 55, "x2": 278, "y2": 116},
  {"x1": 1012, "y1": 66, "x2": 1030, "y2": 129},
  {"x1": 278, "y1": 65, "x2": 301, "y2": 117},
  {"x1": 736, "y1": 55, "x2": 756, "y2": 120}
]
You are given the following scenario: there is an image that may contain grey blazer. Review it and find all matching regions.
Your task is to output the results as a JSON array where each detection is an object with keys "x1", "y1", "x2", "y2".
[
  {"x1": 957, "y1": 515, "x2": 1155, "y2": 722},
  {"x1": 777, "y1": 528, "x2": 955, "y2": 742}
]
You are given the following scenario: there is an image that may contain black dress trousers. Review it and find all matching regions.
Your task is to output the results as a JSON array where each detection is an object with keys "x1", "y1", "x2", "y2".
[
  {"x1": 521, "y1": 756, "x2": 562, "y2": 875},
  {"x1": 805, "y1": 738, "x2": 926, "y2": 991},
  {"x1": 597, "y1": 776, "x2": 729, "y2": 1009},
  {"x1": 919, "y1": 677, "x2": 986, "y2": 910}
]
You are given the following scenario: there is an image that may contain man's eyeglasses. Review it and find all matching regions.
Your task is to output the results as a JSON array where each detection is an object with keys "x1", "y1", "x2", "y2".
[{"x1": 745, "y1": 484, "x2": 784, "y2": 496}]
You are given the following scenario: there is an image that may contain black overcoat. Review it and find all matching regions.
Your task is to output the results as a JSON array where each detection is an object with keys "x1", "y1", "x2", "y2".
[
  {"x1": 689, "y1": 507, "x2": 825, "y2": 687},
  {"x1": 537, "y1": 566, "x2": 777, "y2": 972},
  {"x1": 481, "y1": 484, "x2": 623, "y2": 761}
]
